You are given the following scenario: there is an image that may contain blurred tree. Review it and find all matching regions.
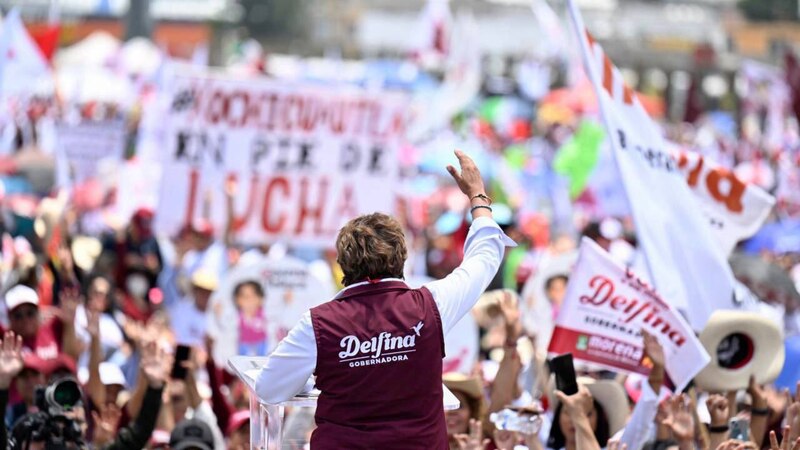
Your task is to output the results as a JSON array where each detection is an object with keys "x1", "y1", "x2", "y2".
[
  {"x1": 738, "y1": 0, "x2": 798, "y2": 21},
  {"x1": 239, "y1": 0, "x2": 310, "y2": 39}
]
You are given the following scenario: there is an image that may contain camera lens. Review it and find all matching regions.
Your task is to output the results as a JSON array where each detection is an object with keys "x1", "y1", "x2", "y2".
[{"x1": 47, "y1": 379, "x2": 82, "y2": 410}]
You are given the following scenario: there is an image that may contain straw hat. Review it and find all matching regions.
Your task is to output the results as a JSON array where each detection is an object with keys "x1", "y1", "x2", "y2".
[
  {"x1": 473, "y1": 289, "x2": 517, "y2": 328},
  {"x1": 695, "y1": 310, "x2": 784, "y2": 392},
  {"x1": 443, "y1": 372, "x2": 486, "y2": 417},
  {"x1": 71, "y1": 236, "x2": 102, "y2": 272},
  {"x1": 191, "y1": 269, "x2": 219, "y2": 292},
  {"x1": 33, "y1": 192, "x2": 68, "y2": 239},
  {"x1": 443, "y1": 372, "x2": 483, "y2": 401},
  {"x1": 549, "y1": 377, "x2": 629, "y2": 436}
]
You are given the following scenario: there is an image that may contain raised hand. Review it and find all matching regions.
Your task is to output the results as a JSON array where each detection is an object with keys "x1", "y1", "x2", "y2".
[
  {"x1": 454, "y1": 419, "x2": 490, "y2": 450},
  {"x1": 122, "y1": 320, "x2": 146, "y2": 347},
  {"x1": 0, "y1": 331, "x2": 23, "y2": 389},
  {"x1": 656, "y1": 399, "x2": 673, "y2": 439},
  {"x1": 141, "y1": 341, "x2": 169, "y2": 388},
  {"x1": 786, "y1": 387, "x2": 800, "y2": 443},
  {"x1": 642, "y1": 330, "x2": 665, "y2": 369},
  {"x1": 57, "y1": 288, "x2": 81, "y2": 324},
  {"x1": 706, "y1": 394, "x2": 730, "y2": 428},
  {"x1": 769, "y1": 426, "x2": 800, "y2": 450},
  {"x1": 556, "y1": 385, "x2": 594, "y2": 419},
  {"x1": 92, "y1": 403, "x2": 122, "y2": 446},
  {"x1": 447, "y1": 150, "x2": 486, "y2": 199},
  {"x1": 662, "y1": 394, "x2": 695, "y2": 443},
  {"x1": 86, "y1": 309, "x2": 100, "y2": 340},
  {"x1": 748, "y1": 375, "x2": 768, "y2": 411},
  {"x1": 499, "y1": 290, "x2": 520, "y2": 327}
]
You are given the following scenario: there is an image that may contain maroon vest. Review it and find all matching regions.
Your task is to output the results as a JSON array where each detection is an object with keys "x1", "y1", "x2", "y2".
[{"x1": 309, "y1": 281, "x2": 449, "y2": 450}]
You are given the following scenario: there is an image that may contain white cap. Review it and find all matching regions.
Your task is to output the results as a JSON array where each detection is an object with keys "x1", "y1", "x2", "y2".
[
  {"x1": 599, "y1": 218, "x2": 623, "y2": 240},
  {"x1": 79, "y1": 362, "x2": 127, "y2": 387},
  {"x1": 5, "y1": 285, "x2": 39, "y2": 311}
]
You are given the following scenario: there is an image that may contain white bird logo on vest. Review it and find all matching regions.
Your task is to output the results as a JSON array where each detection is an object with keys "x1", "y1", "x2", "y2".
[{"x1": 412, "y1": 321, "x2": 424, "y2": 336}]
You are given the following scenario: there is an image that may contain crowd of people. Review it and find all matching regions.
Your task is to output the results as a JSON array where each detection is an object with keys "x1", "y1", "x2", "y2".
[
  {"x1": 0, "y1": 211, "x2": 257, "y2": 449},
  {"x1": 0, "y1": 145, "x2": 794, "y2": 450},
  {"x1": 0, "y1": 4, "x2": 796, "y2": 449},
  {"x1": 0, "y1": 212, "x2": 800, "y2": 450}
]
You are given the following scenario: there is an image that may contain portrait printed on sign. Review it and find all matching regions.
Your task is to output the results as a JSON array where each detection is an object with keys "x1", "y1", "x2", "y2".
[{"x1": 209, "y1": 255, "x2": 335, "y2": 362}]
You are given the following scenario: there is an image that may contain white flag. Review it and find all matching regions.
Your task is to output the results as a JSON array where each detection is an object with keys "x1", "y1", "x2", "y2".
[
  {"x1": 566, "y1": 0, "x2": 737, "y2": 330},
  {"x1": 416, "y1": 0, "x2": 451, "y2": 61},
  {"x1": 407, "y1": 11, "x2": 480, "y2": 141},
  {"x1": 0, "y1": 9, "x2": 52, "y2": 97},
  {"x1": 669, "y1": 144, "x2": 775, "y2": 255}
]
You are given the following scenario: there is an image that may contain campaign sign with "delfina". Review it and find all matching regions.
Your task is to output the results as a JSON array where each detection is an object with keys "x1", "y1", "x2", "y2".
[{"x1": 548, "y1": 238, "x2": 710, "y2": 391}]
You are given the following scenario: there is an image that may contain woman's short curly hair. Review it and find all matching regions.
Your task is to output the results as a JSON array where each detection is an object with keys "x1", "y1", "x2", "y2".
[{"x1": 336, "y1": 213, "x2": 407, "y2": 286}]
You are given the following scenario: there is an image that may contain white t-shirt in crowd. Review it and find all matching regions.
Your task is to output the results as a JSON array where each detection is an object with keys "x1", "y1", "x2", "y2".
[
  {"x1": 169, "y1": 299, "x2": 209, "y2": 347},
  {"x1": 74, "y1": 305, "x2": 124, "y2": 368}
]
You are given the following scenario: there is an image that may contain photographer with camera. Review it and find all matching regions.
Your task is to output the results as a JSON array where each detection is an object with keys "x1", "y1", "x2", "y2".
[{"x1": 0, "y1": 330, "x2": 168, "y2": 449}]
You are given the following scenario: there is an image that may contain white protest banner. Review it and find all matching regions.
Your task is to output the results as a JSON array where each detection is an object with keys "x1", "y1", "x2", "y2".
[
  {"x1": 567, "y1": 0, "x2": 737, "y2": 330},
  {"x1": 548, "y1": 238, "x2": 710, "y2": 391},
  {"x1": 209, "y1": 255, "x2": 335, "y2": 363},
  {"x1": 155, "y1": 71, "x2": 408, "y2": 246},
  {"x1": 113, "y1": 159, "x2": 162, "y2": 224},
  {"x1": 669, "y1": 144, "x2": 775, "y2": 255},
  {"x1": 56, "y1": 119, "x2": 127, "y2": 183}
]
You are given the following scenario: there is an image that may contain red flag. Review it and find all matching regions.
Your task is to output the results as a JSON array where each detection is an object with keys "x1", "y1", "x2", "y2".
[{"x1": 28, "y1": 24, "x2": 60, "y2": 63}]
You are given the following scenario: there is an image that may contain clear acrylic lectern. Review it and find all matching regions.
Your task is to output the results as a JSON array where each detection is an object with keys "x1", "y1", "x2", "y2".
[{"x1": 228, "y1": 355, "x2": 461, "y2": 449}]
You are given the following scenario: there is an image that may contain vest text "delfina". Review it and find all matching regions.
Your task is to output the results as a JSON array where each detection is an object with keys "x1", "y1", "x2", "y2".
[{"x1": 338, "y1": 321, "x2": 424, "y2": 361}]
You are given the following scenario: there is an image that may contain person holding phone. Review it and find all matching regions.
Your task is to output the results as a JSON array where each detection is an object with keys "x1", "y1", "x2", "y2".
[{"x1": 256, "y1": 150, "x2": 515, "y2": 449}]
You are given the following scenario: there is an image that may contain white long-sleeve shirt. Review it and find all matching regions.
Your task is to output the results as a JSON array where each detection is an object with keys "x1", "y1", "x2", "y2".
[
  {"x1": 256, "y1": 216, "x2": 515, "y2": 404},
  {"x1": 615, "y1": 379, "x2": 661, "y2": 450}
]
